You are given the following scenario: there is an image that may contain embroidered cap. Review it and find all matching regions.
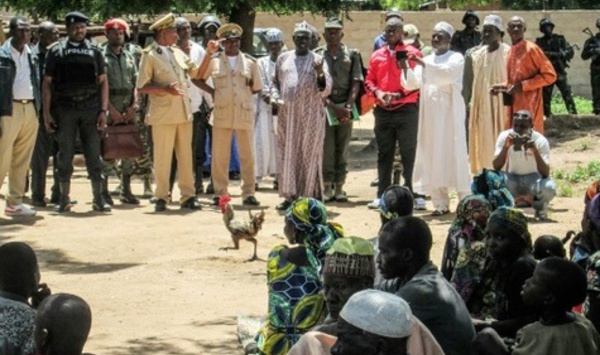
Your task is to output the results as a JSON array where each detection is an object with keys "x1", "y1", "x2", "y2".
[
  {"x1": 149, "y1": 13, "x2": 176, "y2": 31},
  {"x1": 323, "y1": 237, "x2": 375, "y2": 278},
  {"x1": 483, "y1": 14, "x2": 504, "y2": 32},
  {"x1": 340, "y1": 290, "x2": 413, "y2": 339},
  {"x1": 434, "y1": 21, "x2": 454, "y2": 37},
  {"x1": 217, "y1": 23, "x2": 243, "y2": 40},
  {"x1": 65, "y1": 11, "x2": 89, "y2": 25},
  {"x1": 293, "y1": 21, "x2": 313, "y2": 35},
  {"x1": 265, "y1": 28, "x2": 283, "y2": 43}
]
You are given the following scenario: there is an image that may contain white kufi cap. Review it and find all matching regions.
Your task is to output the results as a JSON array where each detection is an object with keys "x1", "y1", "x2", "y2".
[
  {"x1": 339, "y1": 289, "x2": 412, "y2": 339},
  {"x1": 434, "y1": 21, "x2": 454, "y2": 37},
  {"x1": 483, "y1": 14, "x2": 504, "y2": 32},
  {"x1": 266, "y1": 28, "x2": 283, "y2": 43}
]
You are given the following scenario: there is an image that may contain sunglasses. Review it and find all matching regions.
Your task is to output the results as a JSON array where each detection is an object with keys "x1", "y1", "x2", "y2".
[{"x1": 512, "y1": 113, "x2": 530, "y2": 119}]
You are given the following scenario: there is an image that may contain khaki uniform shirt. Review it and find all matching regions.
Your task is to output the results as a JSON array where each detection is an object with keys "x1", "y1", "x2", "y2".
[
  {"x1": 137, "y1": 42, "x2": 199, "y2": 125},
  {"x1": 315, "y1": 44, "x2": 363, "y2": 103},
  {"x1": 104, "y1": 46, "x2": 137, "y2": 114},
  {"x1": 202, "y1": 52, "x2": 262, "y2": 130}
]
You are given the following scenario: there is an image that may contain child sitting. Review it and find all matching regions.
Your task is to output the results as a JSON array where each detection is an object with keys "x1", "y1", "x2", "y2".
[
  {"x1": 532, "y1": 233, "x2": 572, "y2": 260},
  {"x1": 473, "y1": 257, "x2": 600, "y2": 355}
]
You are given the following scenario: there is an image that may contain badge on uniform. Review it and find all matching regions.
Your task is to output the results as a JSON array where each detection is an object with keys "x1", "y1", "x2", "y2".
[{"x1": 156, "y1": 47, "x2": 162, "y2": 54}]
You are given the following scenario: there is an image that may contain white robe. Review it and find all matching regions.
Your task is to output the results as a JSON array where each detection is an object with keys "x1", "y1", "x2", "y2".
[
  {"x1": 254, "y1": 57, "x2": 278, "y2": 178},
  {"x1": 403, "y1": 51, "x2": 472, "y2": 207}
]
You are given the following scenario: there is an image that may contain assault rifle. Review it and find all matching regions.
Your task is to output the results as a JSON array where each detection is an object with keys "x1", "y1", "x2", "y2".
[{"x1": 583, "y1": 27, "x2": 600, "y2": 61}]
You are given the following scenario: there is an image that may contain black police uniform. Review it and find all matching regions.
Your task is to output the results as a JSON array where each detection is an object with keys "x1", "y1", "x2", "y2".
[
  {"x1": 582, "y1": 29, "x2": 600, "y2": 115},
  {"x1": 44, "y1": 33, "x2": 107, "y2": 210},
  {"x1": 536, "y1": 19, "x2": 577, "y2": 116}
]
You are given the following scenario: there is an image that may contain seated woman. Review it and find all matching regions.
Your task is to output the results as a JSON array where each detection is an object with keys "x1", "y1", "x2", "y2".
[
  {"x1": 256, "y1": 198, "x2": 344, "y2": 355},
  {"x1": 471, "y1": 169, "x2": 514, "y2": 210},
  {"x1": 469, "y1": 207, "x2": 538, "y2": 338},
  {"x1": 441, "y1": 195, "x2": 492, "y2": 303},
  {"x1": 378, "y1": 185, "x2": 414, "y2": 228}
]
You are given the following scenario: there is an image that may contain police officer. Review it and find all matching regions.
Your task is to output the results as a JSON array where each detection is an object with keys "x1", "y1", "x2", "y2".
[
  {"x1": 42, "y1": 11, "x2": 110, "y2": 213},
  {"x1": 536, "y1": 18, "x2": 577, "y2": 116},
  {"x1": 198, "y1": 23, "x2": 263, "y2": 206},
  {"x1": 137, "y1": 13, "x2": 202, "y2": 212},
  {"x1": 450, "y1": 10, "x2": 482, "y2": 55},
  {"x1": 315, "y1": 17, "x2": 364, "y2": 203},
  {"x1": 582, "y1": 18, "x2": 600, "y2": 115},
  {"x1": 102, "y1": 18, "x2": 140, "y2": 205}
]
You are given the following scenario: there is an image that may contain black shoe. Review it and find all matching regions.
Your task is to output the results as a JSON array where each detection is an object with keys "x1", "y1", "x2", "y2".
[
  {"x1": 155, "y1": 199, "x2": 167, "y2": 212},
  {"x1": 206, "y1": 183, "x2": 215, "y2": 195},
  {"x1": 211, "y1": 196, "x2": 220, "y2": 206},
  {"x1": 50, "y1": 193, "x2": 60, "y2": 205},
  {"x1": 275, "y1": 200, "x2": 291, "y2": 211},
  {"x1": 181, "y1": 197, "x2": 201, "y2": 210},
  {"x1": 243, "y1": 196, "x2": 260, "y2": 206},
  {"x1": 31, "y1": 199, "x2": 47, "y2": 207},
  {"x1": 273, "y1": 181, "x2": 278, "y2": 191}
]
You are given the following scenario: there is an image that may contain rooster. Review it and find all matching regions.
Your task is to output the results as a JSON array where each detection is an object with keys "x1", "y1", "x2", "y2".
[{"x1": 218, "y1": 195, "x2": 265, "y2": 261}]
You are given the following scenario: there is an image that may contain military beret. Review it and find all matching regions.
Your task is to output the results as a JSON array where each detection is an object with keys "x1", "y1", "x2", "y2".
[
  {"x1": 324, "y1": 16, "x2": 343, "y2": 29},
  {"x1": 65, "y1": 11, "x2": 89, "y2": 25},
  {"x1": 104, "y1": 18, "x2": 129, "y2": 35},
  {"x1": 149, "y1": 13, "x2": 176, "y2": 31},
  {"x1": 217, "y1": 23, "x2": 243, "y2": 39}
]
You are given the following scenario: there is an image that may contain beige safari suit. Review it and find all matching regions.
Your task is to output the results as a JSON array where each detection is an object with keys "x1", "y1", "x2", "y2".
[
  {"x1": 202, "y1": 52, "x2": 262, "y2": 198},
  {"x1": 137, "y1": 42, "x2": 199, "y2": 202}
]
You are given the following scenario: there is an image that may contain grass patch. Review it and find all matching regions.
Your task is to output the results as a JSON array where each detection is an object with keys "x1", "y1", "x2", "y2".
[
  {"x1": 558, "y1": 182, "x2": 574, "y2": 197},
  {"x1": 573, "y1": 138, "x2": 592, "y2": 152},
  {"x1": 551, "y1": 95, "x2": 594, "y2": 115},
  {"x1": 552, "y1": 160, "x2": 600, "y2": 184}
]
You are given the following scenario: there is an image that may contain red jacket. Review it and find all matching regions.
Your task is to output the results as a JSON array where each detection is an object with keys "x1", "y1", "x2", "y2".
[{"x1": 365, "y1": 43, "x2": 422, "y2": 110}]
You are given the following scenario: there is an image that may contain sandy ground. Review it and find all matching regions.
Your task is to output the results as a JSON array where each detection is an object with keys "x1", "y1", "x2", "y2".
[{"x1": 0, "y1": 114, "x2": 598, "y2": 355}]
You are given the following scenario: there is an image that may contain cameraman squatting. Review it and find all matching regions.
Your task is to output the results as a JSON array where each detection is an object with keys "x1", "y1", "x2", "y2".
[{"x1": 492, "y1": 109, "x2": 557, "y2": 220}]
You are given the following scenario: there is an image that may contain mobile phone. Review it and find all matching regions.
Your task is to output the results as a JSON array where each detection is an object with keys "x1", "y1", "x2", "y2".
[{"x1": 396, "y1": 50, "x2": 408, "y2": 61}]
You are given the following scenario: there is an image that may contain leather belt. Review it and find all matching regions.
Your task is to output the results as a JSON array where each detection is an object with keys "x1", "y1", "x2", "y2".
[{"x1": 13, "y1": 99, "x2": 33, "y2": 104}]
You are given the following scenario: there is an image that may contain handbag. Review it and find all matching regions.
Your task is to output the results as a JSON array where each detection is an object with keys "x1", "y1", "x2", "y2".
[{"x1": 102, "y1": 123, "x2": 143, "y2": 160}]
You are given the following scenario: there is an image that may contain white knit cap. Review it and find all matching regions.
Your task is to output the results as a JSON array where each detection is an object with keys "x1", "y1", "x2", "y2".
[
  {"x1": 266, "y1": 28, "x2": 283, "y2": 43},
  {"x1": 483, "y1": 14, "x2": 504, "y2": 32},
  {"x1": 434, "y1": 21, "x2": 454, "y2": 37},
  {"x1": 339, "y1": 289, "x2": 412, "y2": 339}
]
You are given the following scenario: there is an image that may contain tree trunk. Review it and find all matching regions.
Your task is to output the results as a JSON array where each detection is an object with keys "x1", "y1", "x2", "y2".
[{"x1": 229, "y1": 0, "x2": 257, "y2": 55}]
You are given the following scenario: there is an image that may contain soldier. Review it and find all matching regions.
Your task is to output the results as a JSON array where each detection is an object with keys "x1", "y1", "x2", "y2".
[
  {"x1": 30, "y1": 21, "x2": 60, "y2": 207},
  {"x1": 42, "y1": 11, "x2": 110, "y2": 213},
  {"x1": 536, "y1": 18, "x2": 577, "y2": 116},
  {"x1": 102, "y1": 18, "x2": 140, "y2": 205},
  {"x1": 451, "y1": 10, "x2": 482, "y2": 55},
  {"x1": 0, "y1": 17, "x2": 41, "y2": 216},
  {"x1": 198, "y1": 23, "x2": 263, "y2": 206},
  {"x1": 315, "y1": 17, "x2": 363, "y2": 203},
  {"x1": 137, "y1": 13, "x2": 202, "y2": 212},
  {"x1": 582, "y1": 18, "x2": 600, "y2": 115}
]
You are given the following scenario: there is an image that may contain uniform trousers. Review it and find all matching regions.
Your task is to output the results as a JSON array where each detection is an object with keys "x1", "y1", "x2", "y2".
[
  {"x1": 542, "y1": 72, "x2": 577, "y2": 116},
  {"x1": 592, "y1": 69, "x2": 600, "y2": 115},
  {"x1": 211, "y1": 127, "x2": 255, "y2": 198},
  {"x1": 0, "y1": 102, "x2": 38, "y2": 205},
  {"x1": 323, "y1": 121, "x2": 353, "y2": 184},
  {"x1": 30, "y1": 114, "x2": 59, "y2": 202},
  {"x1": 152, "y1": 121, "x2": 195, "y2": 202}
]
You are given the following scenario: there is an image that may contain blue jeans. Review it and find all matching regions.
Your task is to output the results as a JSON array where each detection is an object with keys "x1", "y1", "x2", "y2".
[{"x1": 504, "y1": 172, "x2": 557, "y2": 212}]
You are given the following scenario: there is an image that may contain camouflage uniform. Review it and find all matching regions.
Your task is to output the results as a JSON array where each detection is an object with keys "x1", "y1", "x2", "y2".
[
  {"x1": 536, "y1": 22, "x2": 577, "y2": 116},
  {"x1": 582, "y1": 30, "x2": 600, "y2": 115}
]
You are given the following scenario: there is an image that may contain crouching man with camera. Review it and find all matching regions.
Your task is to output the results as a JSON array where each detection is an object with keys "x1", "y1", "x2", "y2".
[{"x1": 493, "y1": 109, "x2": 556, "y2": 220}]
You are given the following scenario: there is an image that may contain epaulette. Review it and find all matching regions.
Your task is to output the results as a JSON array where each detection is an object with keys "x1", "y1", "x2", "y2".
[
  {"x1": 47, "y1": 41, "x2": 60, "y2": 50},
  {"x1": 142, "y1": 45, "x2": 153, "y2": 53},
  {"x1": 244, "y1": 53, "x2": 257, "y2": 62}
]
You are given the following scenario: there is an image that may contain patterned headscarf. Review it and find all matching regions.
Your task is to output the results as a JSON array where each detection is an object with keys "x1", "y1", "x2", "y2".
[
  {"x1": 488, "y1": 206, "x2": 532, "y2": 251},
  {"x1": 471, "y1": 169, "x2": 514, "y2": 210},
  {"x1": 286, "y1": 198, "x2": 344, "y2": 262},
  {"x1": 450, "y1": 194, "x2": 492, "y2": 242}
]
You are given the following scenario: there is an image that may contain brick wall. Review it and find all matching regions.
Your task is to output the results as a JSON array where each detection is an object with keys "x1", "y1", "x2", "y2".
[{"x1": 254, "y1": 10, "x2": 600, "y2": 98}]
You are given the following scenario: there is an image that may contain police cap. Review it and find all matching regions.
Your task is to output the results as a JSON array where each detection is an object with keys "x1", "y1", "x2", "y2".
[
  {"x1": 149, "y1": 13, "x2": 176, "y2": 32},
  {"x1": 217, "y1": 23, "x2": 243, "y2": 40},
  {"x1": 65, "y1": 11, "x2": 89, "y2": 25},
  {"x1": 539, "y1": 18, "x2": 555, "y2": 30}
]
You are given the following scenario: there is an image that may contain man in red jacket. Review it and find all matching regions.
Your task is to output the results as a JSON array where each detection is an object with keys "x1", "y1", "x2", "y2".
[{"x1": 365, "y1": 17, "x2": 423, "y2": 209}]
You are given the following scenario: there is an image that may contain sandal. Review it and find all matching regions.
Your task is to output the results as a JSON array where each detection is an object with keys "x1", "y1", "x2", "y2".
[{"x1": 431, "y1": 209, "x2": 449, "y2": 216}]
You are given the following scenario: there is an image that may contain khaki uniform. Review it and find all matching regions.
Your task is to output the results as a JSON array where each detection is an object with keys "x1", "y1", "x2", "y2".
[
  {"x1": 202, "y1": 52, "x2": 262, "y2": 198},
  {"x1": 137, "y1": 42, "x2": 199, "y2": 202}
]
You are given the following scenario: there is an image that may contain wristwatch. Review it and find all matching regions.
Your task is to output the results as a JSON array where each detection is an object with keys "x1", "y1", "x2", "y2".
[{"x1": 99, "y1": 109, "x2": 108, "y2": 116}]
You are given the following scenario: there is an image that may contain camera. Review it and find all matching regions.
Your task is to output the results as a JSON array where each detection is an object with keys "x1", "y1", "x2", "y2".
[
  {"x1": 396, "y1": 50, "x2": 408, "y2": 61},
  {"x1": 512, "y1": 134, "x2": 530, "y2": 151}
]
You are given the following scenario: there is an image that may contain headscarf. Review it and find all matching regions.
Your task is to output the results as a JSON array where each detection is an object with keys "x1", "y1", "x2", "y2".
[
  {"x1": 588, "y1": 194, "x2": 600, "y2": 231},
  {"x1": 451, "y1": 195, "x2": 493, "y2": 242},
  {"x1": 286, "y1": 198, "x2": 344, "y2": 262},
  {"x1": 488, "y1": 206, "x2": 532, "y2": 251},
  {"x1": 471, "y1": 169, "x2": 515, "y2": 210},
  {"x1": 585, "y1": 181, "x2": 600, "y2": 204}
]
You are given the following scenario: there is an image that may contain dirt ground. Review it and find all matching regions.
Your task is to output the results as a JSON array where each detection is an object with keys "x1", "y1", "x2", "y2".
[{"x1": 1, "y1": 114, "x2": 599, "y2": 355}]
